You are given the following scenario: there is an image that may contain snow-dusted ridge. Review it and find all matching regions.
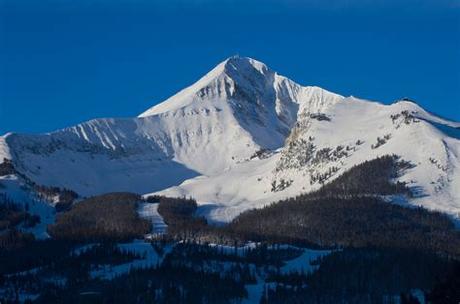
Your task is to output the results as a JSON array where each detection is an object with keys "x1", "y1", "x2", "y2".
[{"x1": 1, "y1": 56, "x2": 459, "y2": 223}]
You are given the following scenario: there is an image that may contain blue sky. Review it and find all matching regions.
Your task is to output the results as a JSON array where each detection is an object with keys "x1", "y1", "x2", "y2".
[{"x1": 1, "y1": 0, "x2": 459, "y2": 134}]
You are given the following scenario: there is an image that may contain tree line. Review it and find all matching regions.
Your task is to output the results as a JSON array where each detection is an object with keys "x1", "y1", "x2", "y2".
[
  {"x1": 48, "y1": 193, "x2": 150, "y2": 242},
  {"x1": 153, "y1": 155, "x2": 460, "y2": 258}
]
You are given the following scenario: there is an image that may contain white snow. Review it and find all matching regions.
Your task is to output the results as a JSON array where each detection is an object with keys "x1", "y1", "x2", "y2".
[
  {"x1": 1, "y1": 56, "x2": 459, "y2": 224},
  {"x1": 0, "y1": 175, "x2": 55, "y2": 239},
  {"x1": 137, "y1": 202, "x2": 167, "y2": 235},
  {"x1": 152, "y1": 96, "x2": 460, "y2": 223},
  {"x1": 207, "y1": 242, "x2": 259, "y2": 256}
]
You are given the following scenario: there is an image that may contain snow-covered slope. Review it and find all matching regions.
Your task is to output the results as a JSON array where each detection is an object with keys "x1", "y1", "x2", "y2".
[
  {"x1": 0, "y1": 56, "x2": 341, "y2": 196},
  {"x1": 1, "y1": 56, "x2": 459, "y2": 223},
  {"x1": 154, "y1": 97, "x2": 460, "y2": 223},
  {"x1": 0, "y1": 174, "x2": 55, "y2": 239}
]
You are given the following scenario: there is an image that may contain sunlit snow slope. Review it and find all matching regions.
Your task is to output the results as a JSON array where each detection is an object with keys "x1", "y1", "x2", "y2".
[
  {"x1": 155, "y1": 97, "x2": 460, "y2": 223},
  {"x1": 0, "y1": 56, "x2": 340, "y2": 195},
  {"x1": 1, "y1": 56, "x2": 459, "y2": 222}
]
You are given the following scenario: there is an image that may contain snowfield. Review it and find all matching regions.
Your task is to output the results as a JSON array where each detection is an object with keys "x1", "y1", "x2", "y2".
[
  {"x1": 154, "y1": 97, "x2": 460, "y2": 223},
  {"x1": 137, "y1": 202, "x2": 167, "y2": 235},
  {"x1": 1, "y1": 56, "x2": 459, "y2": 224},
  {"x1": 0, "y1": 175, "x2": 55, "y2": 239}
]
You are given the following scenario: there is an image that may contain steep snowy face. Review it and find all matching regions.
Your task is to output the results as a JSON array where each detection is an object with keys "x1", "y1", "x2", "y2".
[
  {"x1": 0, "y1": 135, "x2": 11, "y2": 161},
  {"x1": 139, "y1": 56, "x2": 276, "y2": 117},
  {"x1": 274, "y1": 98, "x2": 460, "y2": 202},
  {"x1": 154, "y1": 97, "x2": 460, "y2": 223},
  {"x1": 140, "y1": 56, "x2": 343, "y2": 149},
  {"x1": 2, "y1": 56, "x2": 459, "y2": 222},
  {"x1": 2, "y1": 118, "x2": 198, "y2": 196},
  {"x1": 1, "y1": 56, "x2": 343, "y2": 195}
]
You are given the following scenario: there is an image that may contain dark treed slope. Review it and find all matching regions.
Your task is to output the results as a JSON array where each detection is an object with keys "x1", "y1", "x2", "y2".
[
  {"x1": 48, "y1": 193, "x2": 150, "y2": 241},
  {"x1": 151, "y1": 196, "x2": 208, "y2": 239},
  {"x1": 1, "y1": 155, "x2": 459, "y2": 303},
  {"x1": 0, "y1": 194, "x2": 39, "y2": 250},
  {"x1": 229, "y1": 156, "x2": 460, "y2": 256},
  {"x1": 229, "y1": 196, "x2": 460, "y2": 255},
  {"x1": 313, "y1": 155, "x2": 413, "y2": 196},
  {"x1": 151, "y1": 156, "x2": 460, "y2": 256},
  {"x1": 263, "y1": 248, "x2": 458, "y2": 304}
]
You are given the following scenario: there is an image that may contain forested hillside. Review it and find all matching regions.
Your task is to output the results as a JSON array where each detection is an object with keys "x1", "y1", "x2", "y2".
[
  {"x1": 49, "y1": 193, "x2": 150, "y2": 241},
  {"x1": 150, "y1": 156, "x2": 460, "y2": 257},
  {"x1": 1, "y1": 155, "x2": 459, "y2": 303}
]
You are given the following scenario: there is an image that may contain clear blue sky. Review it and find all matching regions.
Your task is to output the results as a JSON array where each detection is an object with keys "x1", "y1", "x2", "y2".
[{"x1": 1, "y1": 0, "x2": 459, "y2": 134}]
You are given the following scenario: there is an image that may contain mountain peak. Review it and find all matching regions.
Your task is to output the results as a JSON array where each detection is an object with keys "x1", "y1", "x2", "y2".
[
  {"x1": 222, "y1": 55, "x2": 270, "y2": 75},
  {"x1": 139, "y1": 56, "x2": 275, "y2": 117},
  {"x1": 4, "y1": 57, "x2": 460, "y2": 223}
]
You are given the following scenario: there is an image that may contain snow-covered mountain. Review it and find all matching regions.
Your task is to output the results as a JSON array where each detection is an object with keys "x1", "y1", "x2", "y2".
[{"x1": 1, "y1": 56, "x2": 459, "y2": 223}]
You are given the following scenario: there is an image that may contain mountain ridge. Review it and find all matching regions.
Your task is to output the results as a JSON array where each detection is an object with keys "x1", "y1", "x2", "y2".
[{"x1": 1, "y1": 56, "x2": 459, "y2": 223}]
